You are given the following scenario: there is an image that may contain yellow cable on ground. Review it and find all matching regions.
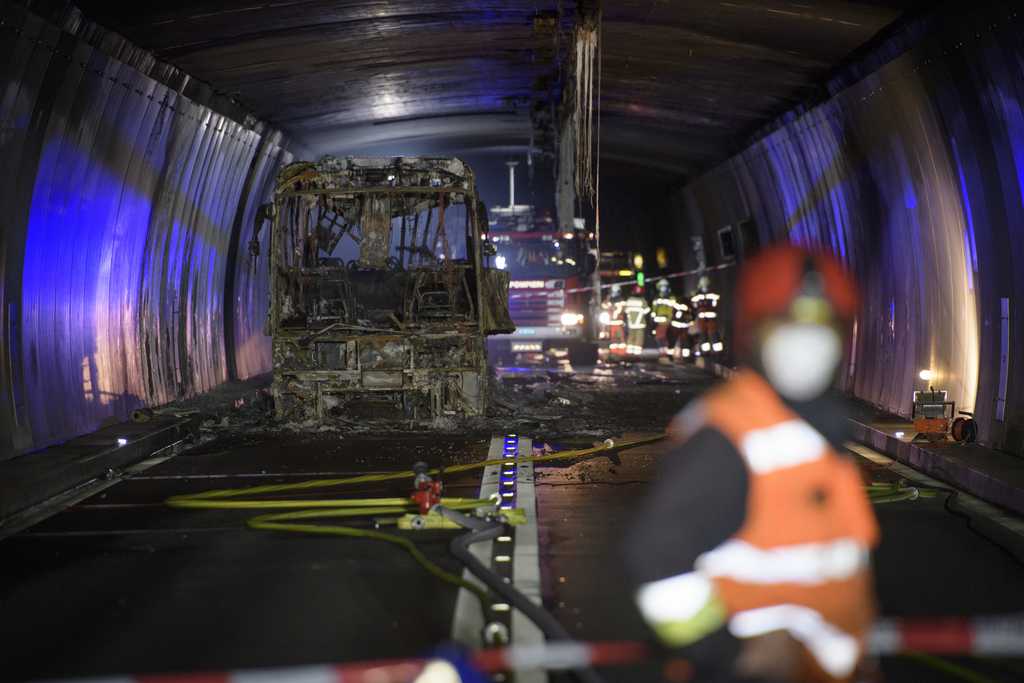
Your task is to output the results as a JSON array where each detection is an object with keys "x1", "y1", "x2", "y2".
[
  {"x1": 164, "y1": 433, "x2": 664, "y2": 509},
  {"x1": 247, "y1": 504, "x2": 496, "y2": 618},
  {"x1": 865, "y1": 481, "x2": 941, "y2": 504},
  {"x1": 163, "y1": 433, "x2": 667, "y2": 622}
]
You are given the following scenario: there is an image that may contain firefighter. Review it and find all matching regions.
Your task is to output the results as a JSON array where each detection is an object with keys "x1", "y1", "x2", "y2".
[
  {"x1": 624, "y1": 245, "x2": 879, "y2": 682},
  {"x1": 624, "y1": 285, "x2": 651, "y2": 361},
  {"x1": 603, "y1": 284, "x2": 628, "y2": 361},
  {"x1": 680, "y1": 287, "x2": 701, "y2": 361},
  {"x1": 691, "y1": 275, "x2": 724, "y2": 356},
  {"x1": 671, "y1": 290, "x2": 693, "y2": 362},
  {"x1": 652, "y1": 279, "x2": 687, "y2": 364}
]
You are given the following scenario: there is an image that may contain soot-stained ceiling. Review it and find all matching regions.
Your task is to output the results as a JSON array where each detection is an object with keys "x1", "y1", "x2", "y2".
[{"x1": 67, "y1": 0, "x2": 913, "y2": 180}]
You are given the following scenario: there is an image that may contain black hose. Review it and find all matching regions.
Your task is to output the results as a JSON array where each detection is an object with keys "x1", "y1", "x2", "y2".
[
  {"x1": 923, "y1": 483, "x2": 1024, "y2": 571},
  {"x1": 440, "y1": 506, "x2": 607, "y2": 683}
]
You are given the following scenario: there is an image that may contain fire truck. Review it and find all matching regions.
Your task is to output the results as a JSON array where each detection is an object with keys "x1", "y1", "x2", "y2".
[{"x1": 485, "y1": 163, "x2": 599, "y2": 364}]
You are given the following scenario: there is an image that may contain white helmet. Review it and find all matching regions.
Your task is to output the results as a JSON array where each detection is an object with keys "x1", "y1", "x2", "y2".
[
  {"x1": 657, "y1": 279, "x2": 670, "y2": 292},
  {"x1": 610, "y1": 284, "x2": 622, "y2": 297},
  {"x1": 698, "y1": 275, "x2": 711, "y2": 289}
]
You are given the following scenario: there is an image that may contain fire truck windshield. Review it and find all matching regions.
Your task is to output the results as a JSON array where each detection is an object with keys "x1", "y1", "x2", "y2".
[{"x1": 492, "y1": 236, "x2": 583, "y2": 278}]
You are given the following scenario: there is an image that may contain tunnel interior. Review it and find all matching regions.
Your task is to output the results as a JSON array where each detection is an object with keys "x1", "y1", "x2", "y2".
[{"x1": 0, "y1": 0, "x2": 1021, "y2": 460}]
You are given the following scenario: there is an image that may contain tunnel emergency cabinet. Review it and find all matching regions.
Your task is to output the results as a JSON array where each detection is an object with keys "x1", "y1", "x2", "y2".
[{"x1": 255, "y1": 156, "x2": 515, "y2": 425}]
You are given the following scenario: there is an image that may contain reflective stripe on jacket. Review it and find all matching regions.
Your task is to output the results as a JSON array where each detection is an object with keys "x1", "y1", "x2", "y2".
[
  {"x1": 602, "y1": 299, "x2": 625, "y2": 326},
  {"x1": 640, "y1": 369, "x2": 879, "y2": 680},
  {"x1": 624, "y1": 296, "x2": 650, "y2": 329},
  {"x1": 652, "y1": 295, "x2": 681, "y2": 323},
  {"x1": 691, "y1": 291, "x2": 719, "y2": 319}
]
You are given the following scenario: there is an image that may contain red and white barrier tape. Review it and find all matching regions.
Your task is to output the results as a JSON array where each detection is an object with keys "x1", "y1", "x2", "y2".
[
  {"x1": 31, "y1": 660, "x2": 426, "y2": 683},
  {"x1": 25, "y1": 642, "x2": 650, "y2": 683},
  {"x1": 472, "y1": 640, "x2": 651, "y2": 672},
  {"x1": 507, "y1": 262, "x2": 736, "y2": 300},
  {"x1": 868, "y1": 615, "x2": 1024, "y2": 656},
  {"x1": 30, "y1": 619, "x2": 1024, "y2": 683},
  {"x1": 583, "y1": 261, "x2": 735, "y2": 293}
]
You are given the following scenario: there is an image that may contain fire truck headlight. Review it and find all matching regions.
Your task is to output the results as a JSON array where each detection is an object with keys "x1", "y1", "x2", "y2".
[
  {"x1": 561, "y1": 312, "x2": 584, "y2": 326},
  {"x1": 599, "y1": 311, "x2": 611, "y2": 324},
  {"x1": 495, "y1": 255, "x2": 506, "y2": 270}
]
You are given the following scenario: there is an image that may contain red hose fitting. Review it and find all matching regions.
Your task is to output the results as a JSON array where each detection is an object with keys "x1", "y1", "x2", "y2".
[{"x1": 411, "y1": 480, "x2": 443, "y2": 515}]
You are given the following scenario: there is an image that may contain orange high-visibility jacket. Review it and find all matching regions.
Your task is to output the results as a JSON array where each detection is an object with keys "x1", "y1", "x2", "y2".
[{"x1": 639, "y1": 369, "x2": 880, "y2": 681}]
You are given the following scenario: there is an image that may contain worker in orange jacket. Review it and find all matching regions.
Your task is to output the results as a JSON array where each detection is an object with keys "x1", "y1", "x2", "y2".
[{"x1": 624, "y1": 245, "x2": 879, "y2": 682}]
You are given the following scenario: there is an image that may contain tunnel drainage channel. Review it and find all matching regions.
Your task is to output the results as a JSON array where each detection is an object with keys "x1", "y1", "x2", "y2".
[{"x1": 451, "y1": 435, "x2": 545, "y2": 681}]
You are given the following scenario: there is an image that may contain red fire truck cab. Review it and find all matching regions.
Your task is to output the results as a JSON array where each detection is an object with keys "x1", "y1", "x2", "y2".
[{"x1": 486, "y1": 205, "x2": 599, "y2": 365}]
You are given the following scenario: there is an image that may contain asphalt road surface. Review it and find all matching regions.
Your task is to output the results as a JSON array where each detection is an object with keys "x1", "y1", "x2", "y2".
[{"x1": 3, "y1": 358, "x2": 1024, "y2": 683}]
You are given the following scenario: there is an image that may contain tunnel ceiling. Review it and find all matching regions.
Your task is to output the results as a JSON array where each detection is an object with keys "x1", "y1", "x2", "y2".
[{"x1": 67, "y1": 0, "x2": 913, "y2": 179}]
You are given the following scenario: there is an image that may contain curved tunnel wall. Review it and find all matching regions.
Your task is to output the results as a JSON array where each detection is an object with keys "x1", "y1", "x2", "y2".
[
  {"x1": 675, "y1": 1, "x2": 1022, "y2": 455},
  {"x1": 0, "y1": 2, "x2": 291, "y2": 459}
]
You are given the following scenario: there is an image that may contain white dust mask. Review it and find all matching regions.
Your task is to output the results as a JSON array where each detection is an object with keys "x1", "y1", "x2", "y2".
[{"x1": 760, "y1": 321, "x2": 842, "y2": 401}]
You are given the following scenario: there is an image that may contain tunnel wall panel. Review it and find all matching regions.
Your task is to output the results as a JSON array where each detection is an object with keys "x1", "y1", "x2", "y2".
[
  {"x1": 675, "y1": 1, "x2": 1023, "y2": 454},
  {"x1": 0, "y1": 2, "x2": 290, "y2": 459},
  {"x1": 229, "y1": 136, "x2": 289, "y2": 382}
]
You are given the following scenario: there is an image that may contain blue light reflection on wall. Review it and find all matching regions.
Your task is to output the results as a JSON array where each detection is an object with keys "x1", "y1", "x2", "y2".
[
  {"x1": 679, "y1": 37, "x2": 983, "y2": 441},
  {"x1": 3, "y1": 16, "x2": 286, "y2": 455},
  {"x1": 950, "y1": 137, "x2": 978, "y2": 274}
]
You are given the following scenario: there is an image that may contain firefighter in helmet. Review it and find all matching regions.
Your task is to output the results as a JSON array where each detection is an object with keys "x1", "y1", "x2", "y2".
[
  {"x1": 602, "y1": 284, "x2": 627, "y2": 361},
  {"x1": 691, "y1": 275, "x2": 724, "y2": 356},
  {"x1": 652, "y1": 279, "x2": 689, "y2": 364},
  {"x1": 672, "y1": 295, "x2": 695, "y2": 362},
  {"x1": 624, "y1": 285, "x2": 651, "y2": 361},
  {"x1": 625, "y1": 245, "x2": 879, "y2": 682}
]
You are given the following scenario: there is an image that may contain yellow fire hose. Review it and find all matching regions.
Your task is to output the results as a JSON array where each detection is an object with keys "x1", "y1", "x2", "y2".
[
  {"x1": 164, "y1": 434, "x2": 668, "y2": 621},
  {"x1": 865, "y1": 480, "x2": 941, "y2": 504},
  {"x1": 163, "y1": 433, "x2": 937, "y2": 630}
]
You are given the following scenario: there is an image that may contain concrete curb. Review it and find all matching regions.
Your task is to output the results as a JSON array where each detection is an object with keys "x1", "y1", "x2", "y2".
[
  {"x1": 0, "y1": 414, "x2": 201, "y2": 520},
  {"x1": 692, "y1": 357, "x2": 1024, "y2": 517},
  {"x1": 848, "y1": 421, "x2": 1024, "y2": 517}
]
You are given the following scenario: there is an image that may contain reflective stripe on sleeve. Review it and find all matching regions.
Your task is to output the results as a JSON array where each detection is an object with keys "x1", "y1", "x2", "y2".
[
  {"x1": 636, "y1": 571, "x2": 715, "y2": 624},
  {"x1": 738, "y1": 419, "x2": 826, "y2": 474},
  {"x1": 635, "y1": 571, "x2": 727, "y2": 646},
  {"x1": 728, "y1": 604, "x2": 861, "y2": 678},
  {"x1": 696, "y1": 537, "x2": 870, "y2": 585}
]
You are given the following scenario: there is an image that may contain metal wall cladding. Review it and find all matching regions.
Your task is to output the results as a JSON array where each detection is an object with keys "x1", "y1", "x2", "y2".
[
  {"x1": 0, "y1": 3, "x2": 288, "y2": 459},
  {"x1": 229, "y1": 133, "x2": 292, "y2": 382},
  {"x1": 674, "y1": 2, "x2": 1024, "y2": 455}
]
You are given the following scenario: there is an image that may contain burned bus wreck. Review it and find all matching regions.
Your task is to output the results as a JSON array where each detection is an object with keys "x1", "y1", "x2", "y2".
[{"x1": 252, "y1": 156, "x2": 514, "y2": 425}]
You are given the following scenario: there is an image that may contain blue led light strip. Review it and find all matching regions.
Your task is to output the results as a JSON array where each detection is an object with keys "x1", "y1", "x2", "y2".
[{"x1": 500, "y1": 435, "x2": 519, "y2": 508}]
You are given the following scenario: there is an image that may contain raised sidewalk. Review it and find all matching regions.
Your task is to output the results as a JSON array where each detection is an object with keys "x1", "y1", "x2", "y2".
[
  {"x1": 695, "y1": 357, "x2": 1024, "y2": 516},
  {"x1": 0, "y1": 413, "x2": 201, "y2": 524}
]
